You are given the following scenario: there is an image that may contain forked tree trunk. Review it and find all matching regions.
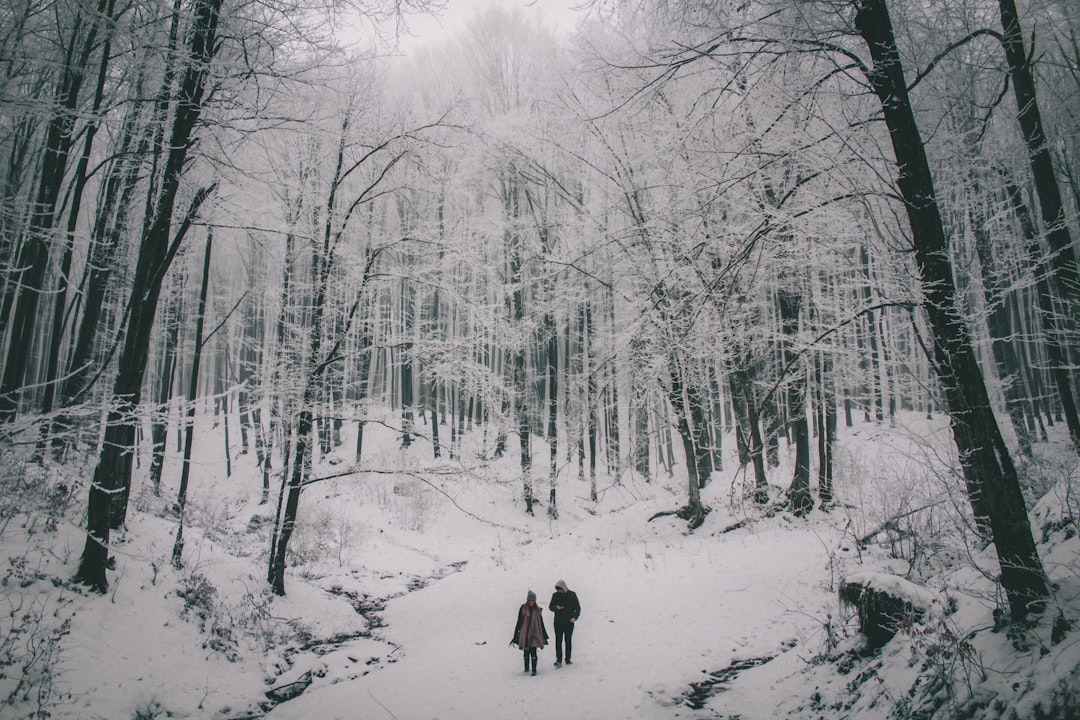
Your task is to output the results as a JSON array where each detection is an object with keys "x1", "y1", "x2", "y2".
[{"x1": 667, "y1": 353, "x2": 708, "y2": 528}]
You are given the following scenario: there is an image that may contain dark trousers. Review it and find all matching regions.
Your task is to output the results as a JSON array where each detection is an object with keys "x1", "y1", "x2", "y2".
[
  {"x1": 523, "y1": 648, "x2": 537, "y2": 671},
  {"x1": 554, "y1": 622, "x2": 574, "y2": 662}
]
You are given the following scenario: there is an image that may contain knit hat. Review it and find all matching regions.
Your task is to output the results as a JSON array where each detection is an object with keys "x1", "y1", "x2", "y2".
[
  {"x1": 555, "y1": 580, "x2": 568, "y2": 591},
  {"x1": 527, "y1": 590, "x2": 536, "y2": 602}
]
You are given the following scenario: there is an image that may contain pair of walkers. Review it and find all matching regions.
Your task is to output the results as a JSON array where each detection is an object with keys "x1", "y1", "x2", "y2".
[{"x1": 510, "y1": 581, "x2": 581, "y2": 675}]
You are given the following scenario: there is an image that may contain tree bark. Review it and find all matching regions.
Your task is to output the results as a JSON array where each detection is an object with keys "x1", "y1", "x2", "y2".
[
  {"x1": 854, "y1": 0, "x2": 1048, "y2": 621},
  {"x1": 667, "y1": 353, "x2": 708, "y2": 528},
  {"x1": 74, "y1": 0, "x2": 222, "y2": 592},
  {"x1": 172, "y1": 229, "x2": 213, "y2": 568},
  {"x1": 779, "y1": 289, "x2": 812, "y2": 516},
  {"x1": 148, "y1": 275, "x2": 183, "y2": 495},
  {"x1": 546, "y1": 313, "x2": 559, "y2": 519}
]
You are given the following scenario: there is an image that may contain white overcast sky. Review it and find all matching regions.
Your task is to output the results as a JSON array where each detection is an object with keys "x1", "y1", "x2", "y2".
[{"x1": 344, "y1": 0, "x2": 587, "y2": 55}]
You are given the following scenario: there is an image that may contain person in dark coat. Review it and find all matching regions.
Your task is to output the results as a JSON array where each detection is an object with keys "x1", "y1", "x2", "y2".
[
  {"x1": 511, "y1": 590, "x2": 548, "y2": 675},
  {"x1": 548, "y1": 579, "x2": 580, "y2": 667}
]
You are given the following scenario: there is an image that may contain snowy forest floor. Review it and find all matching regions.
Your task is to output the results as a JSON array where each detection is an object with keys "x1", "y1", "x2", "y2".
[{"x1": 1, "y1": 408, "x2": 1079, "y2": 719}]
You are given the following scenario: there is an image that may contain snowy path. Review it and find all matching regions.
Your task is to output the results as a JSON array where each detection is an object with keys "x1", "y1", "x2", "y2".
[{"x1": 266, "y1": 507, "x2": 842, "y2": 720}]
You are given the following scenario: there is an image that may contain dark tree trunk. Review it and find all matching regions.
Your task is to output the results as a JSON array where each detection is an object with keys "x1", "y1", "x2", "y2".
[
  {"x1": 504, "y1": 176, "x2": 533, "y2": 514},
  {"x1": 630, "y1": 334, "x2": 651, "y2": 482},
  {"x1": 546, "y1": 314, "x2": 558, "y2": 519},
  {"x1": 779, "y1": 289, "x2": 812, "y2": 516},
  {"x1": 400, "y1": 344, "x2": 414, "y2": 448},
  {"x1": 605, "y1": 290, "x2": 621, "y2": 477},
  {"x1": 148, "y1": 275, "x2": 183, "y2": 495},
  {"x1": 667, "y1": 353, "x2": 708, "y2": 527},
  {"x1": 817, "y1": 349, "x2": 836, "y2": 507},
  {"x1": 687, "y1": 375, "x2": 713, "y2": 488},
  {"x1": 586, "y1": 303, "x2": 598, "y2": 500},
  {"x1": 253, "y1": 407, "x2": 269, "y2": 504},
  {"x1": 708, "y1": 365, "x2": 723, "y2": 472},
  {"x1": 763, "y1": 390, "x2": 781, "y2": 468},
  {"x1": 270, "y1": 408, "x2": 311, "y2": 596},
  {"x1": 854, "y1": 0, "x2": 1049, "y2": 621},
  {"x1": 172, "y1": 229, "x2": 213, "y2": 568},
  {"x1": 73, "y1": 0, "x2": 222, "y2": 592},
  {"x1": 728, "y1": 371, "x2": 752, "y2": 468},
  {"x1": 861, "y1": 246, "x2": 885, "y2": 423},
  {"x1": 430, "y1": 375, "x2": 441, "y2": 459}
]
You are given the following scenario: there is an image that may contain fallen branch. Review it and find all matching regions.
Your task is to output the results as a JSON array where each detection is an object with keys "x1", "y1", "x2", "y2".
[{"x1": 858, "y1": 500, "x2": 946, "y2": 546}]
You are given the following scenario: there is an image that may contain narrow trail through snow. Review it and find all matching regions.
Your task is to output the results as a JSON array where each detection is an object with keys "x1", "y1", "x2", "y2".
[{"x1": 266, "y1": 506, "x2": 840, "y2": 720}]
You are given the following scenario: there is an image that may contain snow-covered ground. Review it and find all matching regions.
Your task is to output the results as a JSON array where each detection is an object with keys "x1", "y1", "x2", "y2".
[{"x1": 1, "y1": 408, "x2": 1077, "y2": 719}]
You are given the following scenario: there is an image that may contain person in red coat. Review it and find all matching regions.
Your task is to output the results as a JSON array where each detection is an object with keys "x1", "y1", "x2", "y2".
[
  {"x1": 548, "y1": 579, "x2": 580, "y2": 667},
  {"x1": 511, "y1": 590, "x2": 548, "y2": 675}
]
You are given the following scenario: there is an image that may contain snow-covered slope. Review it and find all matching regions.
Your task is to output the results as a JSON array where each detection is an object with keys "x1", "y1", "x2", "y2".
[{"x1": 1, "y1": 409, "x2": 1076, "y2": 719}]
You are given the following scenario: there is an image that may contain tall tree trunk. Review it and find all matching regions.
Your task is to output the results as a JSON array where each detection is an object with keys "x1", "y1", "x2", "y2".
[
  {"x1": 400, "y1": 344, "x2": 414, "y2": 448},
  {"x1": 605, "y1": 289, "x2": 621, "y2": 477},
  {"x1": 854, "y1": 0, "x2": 1049, "y2": 621},
  {"x1": 430, "y1": 375, "x2": 441, "y2": 459},
  {"x1": 546, "y1": 313, "x2": 558, "y2": 519},
  {"x1": 586, "y1": 302, "x2": 598, "y2": 501},
  {"x1": 270, "y1": 407, "x2": 311, "y2": 596},
  {"x1": 817, "y1": 348, "x2": 836, "y2": 507},
  {"x1": 667, "y1": 353, "x2": 708, "y2": 529},
  {"x1": 74, "y1": 0, "x2": 222, "y2": 592},
  {"x1": 779, "y1": 289, "x2": 812, "y2": 516},
  {"x1": 148, "y1": 274, "x2": 183, "y2": 494},
  {"x1": 172, "y1": 229, "x2": 213, "y2": 568},
  {"x1": 861, "y1": 246, "x2": 885, "y2": 423},
  {"x1": 708, "y1": 364, "x2": 723, "y2": 472},
  {"x1": 505, "y1": 175, "x2": 533, "y2": 514},
  {"x1": 686, "y1": 370, "x2": 713, "y2": 488},
  {"x1": 631, "y1": 335, "x2": 651, "y2": 484}
]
